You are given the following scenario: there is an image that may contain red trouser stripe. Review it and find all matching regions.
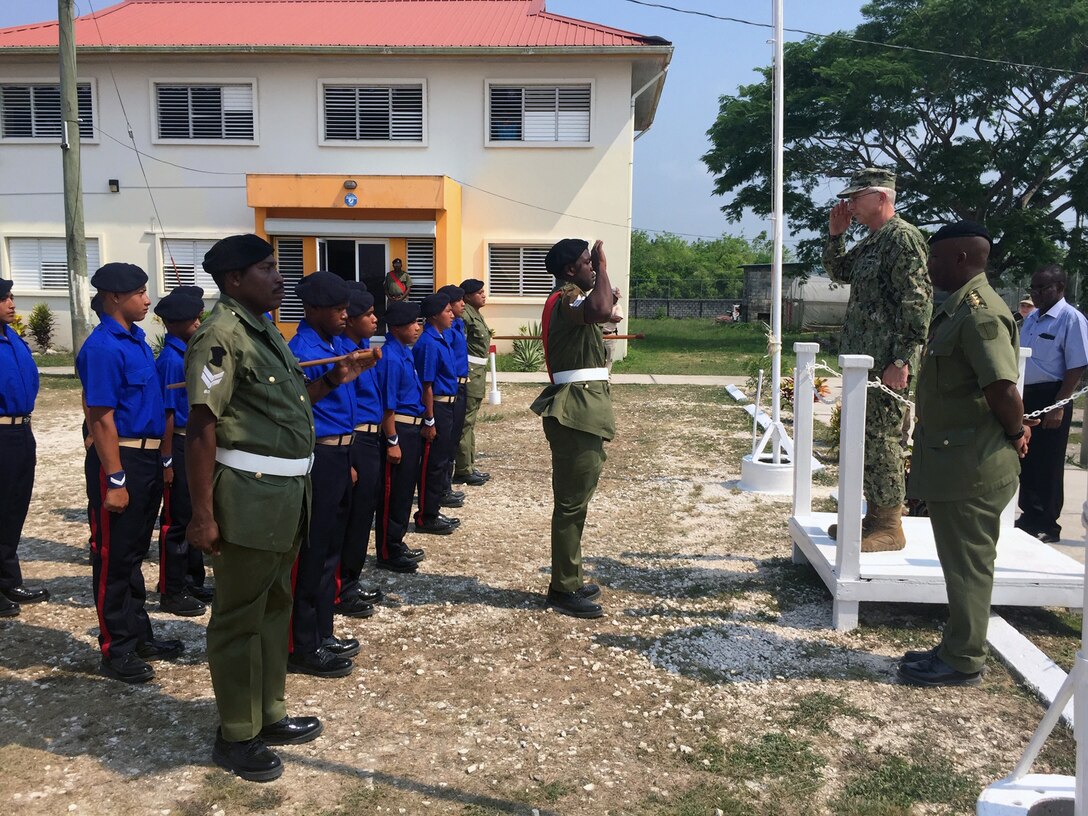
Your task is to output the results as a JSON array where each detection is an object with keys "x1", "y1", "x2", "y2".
[
  {"x1": 379, "y1": 458, "x2": 394, "y2": 560},
  {"x1": 540, "y1": 290, "x2": 562, "y2": 381},
  {"x1": 287, "y1": 555, "x2": 300, "y2": 654},
  {"x1": 158, "y1": 483, "x2": 172, "y2": 594},
  {"x1": 94, "y1": 468, "x2": 114, "y2": 660},
  {"x1": 334, "y1": 563, "x2": 343, "y2": 605},
  {"x1": 416, "y1": 439, "x2": 432, "y2": 524}
]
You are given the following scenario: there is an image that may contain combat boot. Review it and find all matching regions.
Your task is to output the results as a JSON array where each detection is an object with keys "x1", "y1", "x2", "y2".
[
  {"x1": 827, "y1": 510, "x2": 874, "y2": 542},
  {"x1": 860, "y1": 504, "x2": 906, "y2": 553}
]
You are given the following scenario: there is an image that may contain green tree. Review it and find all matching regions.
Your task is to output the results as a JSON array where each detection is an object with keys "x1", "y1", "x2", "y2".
[
  {"x1": 703, "y1": 0, "x2": 1088, "y2": 281},
  {"x1": 629, "y1": 230, "x2": 773, "y2": 298}
]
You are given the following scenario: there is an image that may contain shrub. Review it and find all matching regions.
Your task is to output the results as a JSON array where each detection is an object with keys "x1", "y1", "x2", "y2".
[
  {"x1": 10, "y1": 313, "x2": 26, "y2": 337},
  {"x1": 27, "y1": 303, "x2": 55, "y2": 351},
  {"x1": 511, "y1": 321, "x2": 545, "y2": 372}
]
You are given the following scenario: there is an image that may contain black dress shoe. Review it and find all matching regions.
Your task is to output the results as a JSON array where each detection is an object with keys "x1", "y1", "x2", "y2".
[
  {"x1": 445, "y1": 489, "x2": 465, "y2": 500},
  {"x1": 213, "y1": 730, "x2": 283, "y2": 782},
  {"x1": 187, "y1": 584, "x2": 215, "y2": 603},
  {"x1": 437, "y1": 513, "x2": 461, "y2": 527},
  {"x1": 577, "y1": 583, "x2": 602, "y2": 600},
  {"x1": 100, "y1": 652, "x2": 155, "y2": 683},
  {"x1": 259, "y1": 716, "x2": 323, "y2": 746},
  {"x1": 0, "y1": 595, "x2": 19, "y2": 618},
  {"x1": 356, "y1": 587, "x2": 383, "y2": 605},
  {"x1": 900, "y1": 643, "x2": 939, "y2": 664},
  {"x1": 160, "y1": 590, "x2": 207, "y2": 617},
  {"x1": 414, "y1": 516, "x2": 456, "y2": 535},
  {"x1": 453, "y1": 472, "x2": 488, "y2": 486},
  {"x1": 322, "y1": 636, "x2": 361, "y2": 658},
  {"x1": 335, "y1": 596, "x2": 377, "y2": 619},
  {"x1": 404, "y1": 547, "x2": 426, "y2": 562},
  {"x1": 376, "y1": 555, "x2": 419, "y2": 573},
  {"x1": 137, "y1": 638, "x2": 185, "y2": 661},
  {"x1": 546, "y1": 588, "x2": 604, "y2": 619},
  {"x1": 440, "y1": 494, "x2": 465, "y2": 508},
  {"x1": 472, "y1": 469, "x2": 490, "y2": 481},
  {"x1": 2, "y1": 585, "x2": 49, "y2": 604},
  {"x1": 287, "y1": 648, "x2": 353, "y2": 678},
  {"x1": 897, "y1": 654, "x2": 983, "y2": 687}
]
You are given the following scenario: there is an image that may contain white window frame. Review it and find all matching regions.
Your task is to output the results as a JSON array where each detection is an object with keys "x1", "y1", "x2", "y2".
[
  {"x1": 485, "y1": 242, "x2": 554, "y2": 301},
  {"x1": 484, "y1": 79, "x2": 594, "y2": 148},
  {"x1": 157, "y1": 236, "x2": 223, "y2": 296},
  {"x1": 2, "y1": 235, "x2": 103, "y2": 297},
  {"x1": 317, "y1": 78, "x2": 428, "y2": 147},
  {"x1": 0, "y1": 77, "x2": 98, "y2": 144},
  {"x1": 150, "y1": 78, "x2": 259, "y2": 145}
]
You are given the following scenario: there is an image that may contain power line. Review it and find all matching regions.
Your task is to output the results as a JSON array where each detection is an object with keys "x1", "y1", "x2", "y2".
[
  {"x1": 621, "y1": 0, "x2": 1088, "y2": 79},
  {"x1": 93, "y1": 124, "x2": 247, "y2": 176}
]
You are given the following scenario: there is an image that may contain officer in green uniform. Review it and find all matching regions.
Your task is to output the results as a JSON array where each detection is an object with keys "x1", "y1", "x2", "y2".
[
  {"x1": 454, "y1": 278, "x2": 492, "y2": 486},
  {"x1": 185, "y1": 234, "x2": 371, "y2": 780},
  {"x1": 383, "y1": 258, "x2": 412, "y2": 303},
  {"x1": 530, "y1": 239, "x2": 615, "y2": 619},
  {"x1": 824, "y1": 167, "x2": 932, "y2": 551},
  {"x1": 900, "y1": 221, "x2": 1030, "y2": 688}
]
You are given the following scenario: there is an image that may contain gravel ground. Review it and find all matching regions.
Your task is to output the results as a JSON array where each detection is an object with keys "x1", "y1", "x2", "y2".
[{"x1": 0, "y1": 382, "x2": 1075, "y2": 816}]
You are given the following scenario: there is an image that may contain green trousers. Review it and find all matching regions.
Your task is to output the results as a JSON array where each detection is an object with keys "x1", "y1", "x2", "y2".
[
  {"x1": 928, "y1": 479, "x2": 1016, "y2": 673},
  {"x1": 455, "y1": 393, "x2": 483, "y2": 476},
  {"x1": 543, "y1": 417, "x2": 606, "y2": 593},
  {"x1": 207, "y1": 531, "x2": 301, "y2": 742},
  {"x1": 864, "y1": 387, "x2": 907, "y2": 507}
]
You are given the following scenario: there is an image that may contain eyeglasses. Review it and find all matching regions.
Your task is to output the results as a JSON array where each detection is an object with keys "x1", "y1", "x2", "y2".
[{"x1": 847, "y1": 190, "x2": 882, "y2": 205}]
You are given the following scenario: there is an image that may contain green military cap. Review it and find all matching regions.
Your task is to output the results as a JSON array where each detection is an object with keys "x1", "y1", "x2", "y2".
[{"x1": 836, "y1": 167, "x2": 897, "y2": 198}]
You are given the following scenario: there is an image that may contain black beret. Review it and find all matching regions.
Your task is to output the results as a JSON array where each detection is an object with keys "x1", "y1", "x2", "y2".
[
  {"x1": 295, "y1": 270, "x2": 351, "y2": 307},
  {"x1": 170, "y1": 285, "x2": 205, "y2": 300},
  {"x1": 929, "y1": 220, "x2": 992, "y2": 247},
  {"x1": 385, "y1": 300, "x2": 420, "y2": 327},
  {"x1": 154, "y1": 290, "x2": 204, "y2": 322},
  {"x1": 91, "y1": 262, "x2": 148, "y2": 293},
  {"x1": 0, "y1": 279, "x2": 12, "y2": 299},
  {"x1": 438, "y1": 284, "x2": 465, "y2": 302},
  {"x1": 421, "y1": 292, "x2": 451, "y2": 318},
  {"x1": 347, "y1": 288, "x2": 375, "y2": 317},
  {"x1": 460, "y1": 278, "x2": 484, "y2": 295},
  {"x1": 90, "y1": 292, "x2": 104, "y2": 314},
  {"x1": 202, "y1": 234, "x2": 274, "y2": 275},
  {"x1": 545, "y1": 238, "x2": 589, "y2": 275}
]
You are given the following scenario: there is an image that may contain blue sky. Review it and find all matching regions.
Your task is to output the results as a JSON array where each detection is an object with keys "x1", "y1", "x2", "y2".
[{"x1": 0, "y1": 0, "x2": 867, "y2": 243}]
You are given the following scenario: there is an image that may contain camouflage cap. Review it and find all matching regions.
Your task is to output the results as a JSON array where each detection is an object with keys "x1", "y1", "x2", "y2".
[{"x1": 836, "y1": 167, "x2": 896, "y2": 198}]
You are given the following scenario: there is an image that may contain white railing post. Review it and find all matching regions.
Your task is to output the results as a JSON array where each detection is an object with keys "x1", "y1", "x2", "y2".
[
  {"x1": 792, "y1": 343, "x2": 819, "y2": 517},
  {"x1": 1001, "y1": 347, "x2": 1032, "y2": 527},
  {"x1": 835, "y1": 355, "x2": 874, "y2": 588}
]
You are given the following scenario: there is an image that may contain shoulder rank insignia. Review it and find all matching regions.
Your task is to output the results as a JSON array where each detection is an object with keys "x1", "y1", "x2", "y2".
[{"x1": 965, "y1": 290, "x2": 986, "y2": 310}]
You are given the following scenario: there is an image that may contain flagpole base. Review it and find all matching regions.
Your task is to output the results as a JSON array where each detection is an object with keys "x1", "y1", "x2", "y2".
[{"x1": 738, "y1": 453, "x2": 793, "y2": 495}]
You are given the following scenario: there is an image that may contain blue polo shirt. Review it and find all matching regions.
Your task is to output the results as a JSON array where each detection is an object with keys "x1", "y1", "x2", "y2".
[
  {"x1": 1022, "y1": 297, "x2": 1088, "y2": 385},
  {"x1": 377, "y1": 333, "x2": 424, "y2": 417},
  {"x1": 0, "y1": 323, "x2": 39, "y2": 417},
  {"x1": 289, "y1": 319, "x2": 356, "y2": 437},
  {"x1": 446, "y1": 317, "x2": 470, "y2": 378},
  {"x1": 413, "y1": 324, "x2": 458, "y2": 397},
  {"x1": 156, "y1": 334, "x2": 189, "y2": 429},
  {"x1": 77, "y1": 315, "x2": 165, "y2": 438},
  {"x1": 343, "y1": 335, "x2": 383, "y2": 425}
]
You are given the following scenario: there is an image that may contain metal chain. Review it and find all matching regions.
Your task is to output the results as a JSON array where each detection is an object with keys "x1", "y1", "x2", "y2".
[{"x1": 1023, "y1": 382, "x2": 1088, "y2": 420}]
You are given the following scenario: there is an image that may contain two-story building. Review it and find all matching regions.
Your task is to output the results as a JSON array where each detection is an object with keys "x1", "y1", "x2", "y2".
[{"x1": 0, "y1": 0, "x2": 671, "y2": 348}]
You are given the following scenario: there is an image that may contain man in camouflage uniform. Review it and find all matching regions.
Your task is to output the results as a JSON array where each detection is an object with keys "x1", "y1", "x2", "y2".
[{"x1": 823, "y1": 167, "x2": 932, "y2": 551}]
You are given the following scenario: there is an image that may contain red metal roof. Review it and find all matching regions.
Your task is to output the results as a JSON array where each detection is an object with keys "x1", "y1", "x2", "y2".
[{"x1": 0, "y1": 0, "x2": 670, "y2": 50}]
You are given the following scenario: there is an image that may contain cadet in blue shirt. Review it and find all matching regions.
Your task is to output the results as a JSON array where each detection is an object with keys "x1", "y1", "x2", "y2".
[
  {"x1": 77, "y1": 263, "x2": 182, "y2": 684},
  {"x1": 413, "y1": 292, "x2": 461, "y2": 535},
  {"x1": 287, "y1": 271, "x2": 371, "y2": 679},
  {"x1": 375, "y1": 301, "x2": 428, "y2": 572},
  {"x1": 337, "y1": 285, "x2": 385, "y2": 617},
  {"x1": 154, "y1": 286, "x2": 209, "y2": 618},
  {"x1": 0, "y1": 279, "x2": 49, "y2": 618},
  {"x1": 439, "y1": 284, "x2": 474, "y2": 505}
]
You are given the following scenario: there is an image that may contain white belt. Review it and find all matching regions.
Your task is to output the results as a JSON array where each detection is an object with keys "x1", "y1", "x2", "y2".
[
  {"x1": 468, "y1": 354, "x2": 488, "y2": 365},
  {"x1": 215, "y1": 447, "x2": 313, "y2": 477},
  {"x1": 551, "y1": 367, "x2": 609, "y2": 384}
]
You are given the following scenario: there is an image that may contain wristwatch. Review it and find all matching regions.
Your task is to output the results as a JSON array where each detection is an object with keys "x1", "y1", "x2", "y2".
[{"x1": 891, "y1": 359, "x2": 906, "y2": 368}]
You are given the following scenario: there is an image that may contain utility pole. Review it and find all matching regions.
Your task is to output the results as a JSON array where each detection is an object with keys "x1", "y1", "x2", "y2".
[{"x1": 58, "y1": 0, "x2": 92, "y2": 352}]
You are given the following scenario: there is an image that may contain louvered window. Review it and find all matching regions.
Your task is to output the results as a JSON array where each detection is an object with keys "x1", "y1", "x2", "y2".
[
  {"x1": 276, "y1": 238, "x2": 305, "y2": 322},
  {"x1": 405, "y1": 239, "x2": 435, "y2": 303},
  {"x1": 487, "y1": 245, "x2": 553, "y2": 297},
  {"x1": 7, "y1": 237, "x2": 99, "y2": 291},
  {"x1": 323, "y1": 84, "x2": 424, "y2": 142},
  {"x1": 156, "y1": 83, "x2": 254, "y2": 140},
  {"x1": 162, "y1": 239, "x2": 218, "y2": 294},
  {"x1": 488, "y1": 84, "x2": 591, "y2": 143},
  {"x1": 0, "y1": 83, "x2": 93, "y2": 139}
]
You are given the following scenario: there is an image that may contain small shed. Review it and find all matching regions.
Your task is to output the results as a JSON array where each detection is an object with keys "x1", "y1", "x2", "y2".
[{"x1": 741, "y1": 264, "x2": 849, "y2": 328}]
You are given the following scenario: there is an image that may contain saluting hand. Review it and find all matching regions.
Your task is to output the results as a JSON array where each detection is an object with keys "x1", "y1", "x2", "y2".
[
  {"x1": 829, "y1": 201, "x2": 852, "y2": 237},
  {"x1": 104, "y1": 486, "x2": 129, "y2": 514}
]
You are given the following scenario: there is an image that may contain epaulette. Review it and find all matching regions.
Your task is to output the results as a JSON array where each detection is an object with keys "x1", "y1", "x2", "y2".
[{"x1": 965, "y1": 290, "x2": 986, "y2": 311}]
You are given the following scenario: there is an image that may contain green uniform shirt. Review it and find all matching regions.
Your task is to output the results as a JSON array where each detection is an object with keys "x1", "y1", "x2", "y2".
[
  {"x1": 824, "y1": 214, "x2": 932, "y2": 370},
  {"x1": 185, "y1": 294, "x2": 315, "y2": 552},
  {"x1": 530, "y1": 282, "x2": 616, "y2": 441},
  {"x1": 384, "y1": 269, "x2": 413, "y2": 301},
  {"x1": 909, "y1": 273, "x2": 1021, "y2": 501},
  {"x1": 462, "y1": 302, "x2": 491, "y2": 400}
]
